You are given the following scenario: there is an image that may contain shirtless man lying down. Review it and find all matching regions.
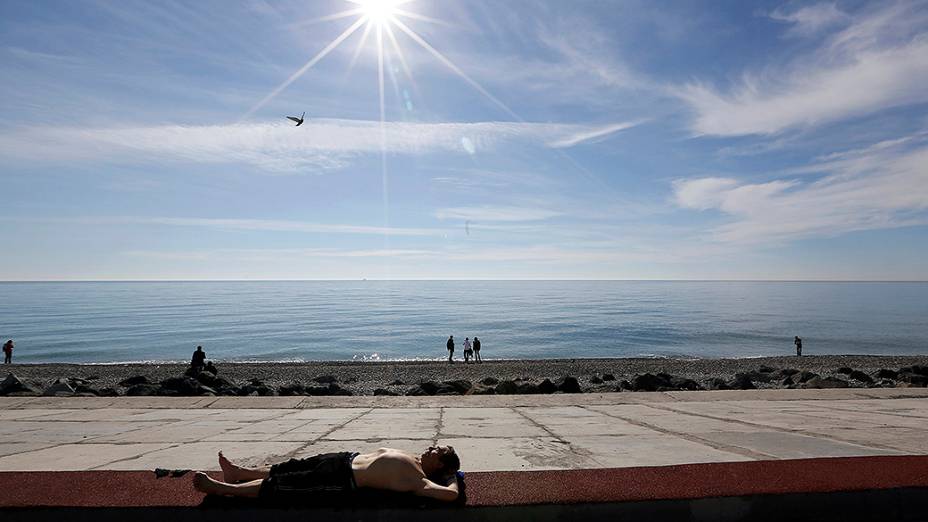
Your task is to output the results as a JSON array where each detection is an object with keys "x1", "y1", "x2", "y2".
[{"x1": 193, "y1": 446, "x2": 462, "y2": 503}]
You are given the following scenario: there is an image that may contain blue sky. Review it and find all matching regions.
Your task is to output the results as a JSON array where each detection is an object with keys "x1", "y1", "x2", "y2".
[{"x1": 1, "y1": 0, "x2": 927, "y2": 280}]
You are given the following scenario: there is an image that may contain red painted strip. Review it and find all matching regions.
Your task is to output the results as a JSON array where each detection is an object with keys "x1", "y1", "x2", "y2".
[{"x1": 1, "y1": 456, "x2": 927, "y2": 508}]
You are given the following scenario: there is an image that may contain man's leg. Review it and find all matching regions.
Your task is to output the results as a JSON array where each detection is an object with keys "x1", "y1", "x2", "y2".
[
  {"x1": 193, "y1": 473, "x2": 263, "y2": 497},
  {"x1": 218, "y1": 451, "x2": 271, "y2": 482}
]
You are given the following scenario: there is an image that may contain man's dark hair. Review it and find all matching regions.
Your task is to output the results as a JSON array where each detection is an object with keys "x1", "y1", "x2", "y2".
[{"x1": 439, "y1": 446, "x2": 460, "y2": 474}]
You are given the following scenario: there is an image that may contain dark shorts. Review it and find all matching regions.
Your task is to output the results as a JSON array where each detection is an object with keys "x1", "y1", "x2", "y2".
[{"x1": 259, "y1": 452, "x2": 358, "y2": 501}]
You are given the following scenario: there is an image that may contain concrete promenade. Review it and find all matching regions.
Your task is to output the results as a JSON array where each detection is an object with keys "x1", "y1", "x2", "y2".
[{"x1": 1, "y1": 387, "x2": 926, "y2": 473}]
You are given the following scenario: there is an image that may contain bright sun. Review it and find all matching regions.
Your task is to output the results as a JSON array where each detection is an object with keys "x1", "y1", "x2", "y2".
[{"x1": 355, "y1": 0, "x2": 404, "y2": 25}]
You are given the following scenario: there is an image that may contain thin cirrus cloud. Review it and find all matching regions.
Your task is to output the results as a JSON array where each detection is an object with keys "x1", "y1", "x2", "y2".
[
  {"x1": 676, "y1": 2, "x2": 928, "y2": 136},
  {"x1": 9, "y1": 216, "x2": 443, "y2": 237},
  {"x1": 435, "y1": 206, "x2": 562, "y2": 222},
  {"x1": 768, "y1": 3, "x2": 849, "y2": 38},
  {"x1": 0, "y1": 118, "x2": 638, "y2": 173},
  {"x1": 673, "y1": 135, "x2": 928, "y2": 243}
]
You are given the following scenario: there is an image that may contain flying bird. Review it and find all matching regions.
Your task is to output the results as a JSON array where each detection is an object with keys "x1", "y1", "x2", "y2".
[{"x1": 287, "y1": 112, "x2": 305, "y2": 126}]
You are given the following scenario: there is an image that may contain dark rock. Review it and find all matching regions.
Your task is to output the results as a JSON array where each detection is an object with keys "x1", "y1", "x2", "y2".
[
  {"x1": 589, "y1": 376, "x2": 604, "y2": 384},
  {"x1": 118, "y1": 375, "x2": 150, "y2": 387},
  {"x1": 160, "y1": 376, "x2": 202, "y2": 395},
  {"x1": 797, "y1": 371, "x2": 818, "y2": 383},
  {"x1": 728, "y1": 373, "x2": 756, "y2": 390},
  {"x1": 874, "y1": 369, "x2": 898, "y2": 380},
  {"x1": 803, "y1": 376, "x2": 849, "y2": 389},
  {"x1": 442, "y1": 380, "x2": 473, "y2": 395},
  {"x1": 617, "y1": 380, "x2": 632, "y2": 391},
  {"x1": 514, "y1": 382, "x2": 540, "y2": 394},
  {"x1": 899, "y1": 373, "x2": 928, "y2": 387},
  {"x1": 471, "y1": 385, "x2": 496, "y2": 395},
  {"x1": 405, "y1": 386, "x2": 431, "y2": 396},
  {"x1": 556, "y1": 376, "x2": 582, "y2": 394},
  {"x1": 602, "y1": 373, "x2": 616, "y2": 381},
  {"x1": 126, "y1": 384, "x2": 160, "y2": 396},
  {"x1": 213, "y1": 376, "x2": 236, "y2": 388},
  {"x1": 669, "y1": 376, "x2": 701, "y2": 390},
  {"x1": 758, "y1": 365, "x2": 777, "y2": 373},
  {"x1": 388, "y1": 379, "x2": 405, "y2": 386},
  {"x1": 846, "y1": 370, "x2": 873, "y2": 384},
  {"x1": 304, "y1": 385, "x2": 332, "y2": 396},
  {"x1": 239, "y1": 384, "x2": 276, "y2": 396},
  {"x1": 0, "y1": 374, "x2": 41, "y2": 396},
  {"x1": 537, "y1": 378, "x2": 558, "y2": 394},
  {"x1": 836, "y1": 367, "x2": 854, "y2": 375},
  {"x1": 374, "y1": 388, "x2": 399, "y2": 396},
  {"x1": 418, "y1": 381, "x2": 441, "y2": 395},
  {"x1": 198, "y1": 385, "x2": 217, "y2": 396},
  {"x1": 778, "y1": 368, "x2": 799, "y2": 377},
  {"x1": 901, "y1": 365, "x2": 928, "y2": 376},
  {"x1": 96, "y1": 387, "x2": 120, "y2": 397},
  {"x1": 480, "y1": 377, "x2": 499, "y2": 386},
  {"x1": 195, "y1": 371, "x2": 219, "y2": 387},
  {"x1": 705, "y1": 378, "x2": 730, "y2": 391},
  {"x1": 326, "y1": 383, "x2": 352, "y2": 396},
  {"x1": 314, "y1": 375, "x2": 338, "y2": 384},
  {"x1": 631, "y1": 373, "x2": 666, "y2": 392},
  {"x1": 344, "y1": 377, "x2": 358, "y2": 384},
  {"x1": 741, "y1": 370, "x2": 773, "y2": 383},
  {"x1": 495, "y1": 380, "x2": 518, "y2": 395},
  {"x1": 278, "y1": 383, "x2": 307, "y2": 396},
  {"x1": 43, "y1": 380, "x2": 75, "y2": 396}
]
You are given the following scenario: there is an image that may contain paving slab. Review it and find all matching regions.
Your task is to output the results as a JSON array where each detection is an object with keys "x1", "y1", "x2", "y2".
[
  {"x1": 0, "y1": 443, "x2": 172, "y2": 471},
  {"x1": 566, "y1": 434, "x2": 753, "y2": 468},
  {"x1": 97, "y1": 441, "x2": 304, "y2": 470},
  {"x1": 325, "y1": 408, "x2": 440, "y2": 440},
  {"x1": 518, "y1": 406, "x2": 660, "y2": 436},
  {"x1": 443, "y1": 436, "x2": 599, "y2": 471},
  {"x1": 695, "y1": 431, "x2": 903, "y2": 459},
  {"x1": 441, "y1": 407, "x2": 549, "y2": 438}
]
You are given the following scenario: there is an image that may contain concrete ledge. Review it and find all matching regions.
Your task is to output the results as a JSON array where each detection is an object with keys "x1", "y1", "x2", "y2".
[
  {"x1": 2, "y1": 456, "x2": 927, "y2": 521},
  {"x1": 2, "y1": 387, "x2": 927, "y2": 409}
]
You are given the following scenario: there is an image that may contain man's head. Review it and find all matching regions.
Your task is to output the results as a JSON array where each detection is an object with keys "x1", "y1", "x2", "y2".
[
  {"x1": 196, "y1": 345, "x2": 203, "y2": 351},
  {"x1": 420, "y1": 445, "x2": 460, "y2": 477}
]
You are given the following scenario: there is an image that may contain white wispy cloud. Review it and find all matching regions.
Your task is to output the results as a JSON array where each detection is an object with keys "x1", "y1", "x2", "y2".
[
  {"x1": 0, "y1": 118, "x2": 635, "y2": 172},
  {"x1": 769, "y1": 3, "x2": 849, "y2": 38},
  {"x1": 5, "y1": 216, "x2": 443, "y2": 237},
  {"x1": 435, "y1": 206, "x2": 562, "y2": 222},
  {"x1": 547, "y1": 121, "x2": 641, "y2": 148},
  {"x1": 672, "y1": 133, "x2": 928, "y2": 243},
  {"x1": 677, "y1": 2, "x2": 928, "y2": 136}
]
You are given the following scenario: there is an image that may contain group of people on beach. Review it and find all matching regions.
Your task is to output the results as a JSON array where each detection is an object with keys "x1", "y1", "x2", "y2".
[{"x1": 445, "y1": 335, "x2": 481, "y2": 363}]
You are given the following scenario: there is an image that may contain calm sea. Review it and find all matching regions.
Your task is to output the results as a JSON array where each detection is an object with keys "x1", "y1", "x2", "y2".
[{"x1": 0, "y1": 281, "x2": 925, "y2": 363}]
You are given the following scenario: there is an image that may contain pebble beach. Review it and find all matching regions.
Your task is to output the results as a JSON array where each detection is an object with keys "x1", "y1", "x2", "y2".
[{"x1": 3, "y1": 355, "x2": 927, "y2": 397}]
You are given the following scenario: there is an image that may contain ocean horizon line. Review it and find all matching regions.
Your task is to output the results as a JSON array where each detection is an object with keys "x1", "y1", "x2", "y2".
[{"x1": 2, "y1": 279, "x2": 928, "y2": 283}]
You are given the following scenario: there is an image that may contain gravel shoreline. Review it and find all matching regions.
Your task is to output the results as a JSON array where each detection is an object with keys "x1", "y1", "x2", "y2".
[{"x1": 3, "y1": 355, "x2": 927, "y2": 396}]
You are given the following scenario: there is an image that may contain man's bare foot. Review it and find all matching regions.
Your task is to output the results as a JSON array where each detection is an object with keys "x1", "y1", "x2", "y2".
[
  {"x1": 193, "y1": 472, "x2": 225, "y2": 495},
  {"x1": 218, "y1": 451, "x2": 248, "y2": 483}
]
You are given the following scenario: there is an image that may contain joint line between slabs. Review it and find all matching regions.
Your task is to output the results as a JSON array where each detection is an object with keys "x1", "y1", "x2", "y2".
[
  {"x1": 642, "y1": 403, "x2": 908, "y2": 454},
  {"x1": 283, "y1": 408, "x2": 373, "y2": 460},
  {"x1": 579, "y1": 404, "x2": 778, "y2": 461}
]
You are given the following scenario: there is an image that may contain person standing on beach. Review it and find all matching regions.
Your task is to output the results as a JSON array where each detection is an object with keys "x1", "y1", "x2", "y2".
[
  {"x1": 446, "y1": 336, "x2": 455, "y2": 363},
  {"x1": 473, "y1": 337, "x2": 481, "y2": 363},
  {"x1": 794, "y1": 336, "x2": 802, "y2": 357},
  {"x1": 463, "y1": 338, "x2": 473, "y2": 363},
  {"x1": 2, "y1": 340, "x2": 12, "y2": 364}
]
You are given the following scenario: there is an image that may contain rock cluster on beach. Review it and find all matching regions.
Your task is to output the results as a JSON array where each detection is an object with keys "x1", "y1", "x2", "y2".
[{"x1": 2, "y1": 357, "x2": 927, "y2": 397}]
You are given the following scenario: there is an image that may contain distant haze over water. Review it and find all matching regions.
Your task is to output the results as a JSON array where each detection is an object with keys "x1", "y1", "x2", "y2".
[{"x1": 0, "y1": 281, "x2": 926, "y2": 364}]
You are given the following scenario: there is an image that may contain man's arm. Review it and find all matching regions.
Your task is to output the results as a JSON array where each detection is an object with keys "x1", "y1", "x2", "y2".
[{"x1": 413, "y1": 476, "x2": 459, "y2": 502}]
